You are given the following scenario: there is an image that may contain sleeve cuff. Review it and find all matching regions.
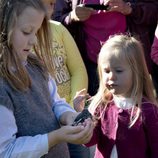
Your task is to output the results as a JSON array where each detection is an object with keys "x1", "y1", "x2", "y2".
[
  {"x1": 41, "y1": 134, "x2": 49, "y2": 156},
  {"x1": 53, "y1": 103, "x2": 76, "y2": 120}
]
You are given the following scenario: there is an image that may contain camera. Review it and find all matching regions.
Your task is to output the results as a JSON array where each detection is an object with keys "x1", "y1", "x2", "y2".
[{"x1": 84, "y1": 4, "x2": 110, "y2": 10}]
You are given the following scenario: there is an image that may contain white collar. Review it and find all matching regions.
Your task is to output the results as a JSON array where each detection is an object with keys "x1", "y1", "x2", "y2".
[{"x1": 113, "y1": 96, "x2": 135, "y2": 109}]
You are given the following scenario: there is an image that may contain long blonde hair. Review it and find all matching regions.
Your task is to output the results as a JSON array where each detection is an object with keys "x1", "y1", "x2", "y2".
[
  {"x1": 89, "y1": 34, "x2": 157, "y2": 126},
  {"x1": 0, "y1": 0, "x2": 54, "y2": 91}
]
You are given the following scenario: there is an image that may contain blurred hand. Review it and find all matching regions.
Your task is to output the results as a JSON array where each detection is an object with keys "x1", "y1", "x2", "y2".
[
  {"x1": 107, "y1": 0, "x2": 132, "y2": 15},
  {"x1": 64, "y1": 118, "x2": 94, "y2": 144},
  {"x1": 59, "y1": 111, "x2": 79, "y2": 125},
  {"x1": 48, "y1": 118, "x2": 94, "y2": 148},
  {"x1": 70, "y1": 5, "x2": 95, "y2": 21},
  {"x1": 73, "y1": 89, "x2": 90, "y2": 112}
]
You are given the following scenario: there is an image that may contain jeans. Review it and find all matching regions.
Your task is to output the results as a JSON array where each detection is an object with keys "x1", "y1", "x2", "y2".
[{"x1": 68, "y1": 143, "x2": 90, "y2": 158}]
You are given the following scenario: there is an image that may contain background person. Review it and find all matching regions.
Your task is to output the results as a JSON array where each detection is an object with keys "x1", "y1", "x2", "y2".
[{"x1": 42, "y1": 0, "x2": 90, "y2": 157}]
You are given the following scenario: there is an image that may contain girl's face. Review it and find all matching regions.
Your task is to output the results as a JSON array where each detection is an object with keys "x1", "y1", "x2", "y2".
[
  {"x1": 42, "y1": 0, "x2": 56, "y2": 19},
  {"x1": 101, "y1": 51, "x2": 133, "y2": 98},
  {"x1": 11, "y1": 7, "x2": 45, "y2": 62}
]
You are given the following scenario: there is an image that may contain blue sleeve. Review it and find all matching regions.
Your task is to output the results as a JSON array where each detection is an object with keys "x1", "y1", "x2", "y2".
[
  {"x1": 48, "y1": 77, "x2": 75, "y2": 120},
  {"x1": 0, "y1": 106, "x2": 48, "y2": 158}
]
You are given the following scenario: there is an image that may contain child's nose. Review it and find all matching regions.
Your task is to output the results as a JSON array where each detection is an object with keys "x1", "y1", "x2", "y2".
[
  {"x1": 29, "y1": 35, "x2": 37, "y2": 45},
  {"x1": 109, "y1": 71, "x2": 116, "y2": 80}
]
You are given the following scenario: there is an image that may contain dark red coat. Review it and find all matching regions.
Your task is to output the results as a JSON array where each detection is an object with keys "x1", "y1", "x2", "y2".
[{"x1": 85, "y1": 98, "x2": 158, "y2": 158}]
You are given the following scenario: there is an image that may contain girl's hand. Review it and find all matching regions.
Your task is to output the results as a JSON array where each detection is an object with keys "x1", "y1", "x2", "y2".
[
  {"x1": 70, "y1": 5, "x2": 95, "y2": 21},
  {"x1": 73, "y1": 89, "x2": 90, "y2": 112},
  {"x1": 48, "y1": 118, "x2": 94, "y2": 148}
]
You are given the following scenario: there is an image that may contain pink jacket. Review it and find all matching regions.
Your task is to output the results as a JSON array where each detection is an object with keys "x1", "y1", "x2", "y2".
[
  {"x1": 151, "y1": 24, "x2": 158, "y2": 65},
  {"x1": 85, "y1": 98, "x2": 158, "y2": 158}
]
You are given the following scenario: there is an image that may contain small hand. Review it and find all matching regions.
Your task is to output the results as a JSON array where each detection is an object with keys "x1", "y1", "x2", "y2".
[
  {"x1": 70, "y1": 5, "x2": 95, "y2": 21},
  {"x1": 73, "y1": 89, "x2": 90, "y2": 112},
  {"x1": 57, "y1": 118, "x2": 94, "y2": 144}
]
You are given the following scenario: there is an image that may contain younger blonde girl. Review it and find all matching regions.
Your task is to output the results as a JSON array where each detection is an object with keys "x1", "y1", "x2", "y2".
[{"x1": 86, "y1": 34, "x2": 158, "y2": 158}]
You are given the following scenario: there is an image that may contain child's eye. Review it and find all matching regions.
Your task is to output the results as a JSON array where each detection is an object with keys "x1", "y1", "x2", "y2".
[
  {"x1": 116, "y1": 70, "x2": 123, "y2": 73},
  {"x1": 23, "y1": 31, "x2": 31, "y2": 35}
]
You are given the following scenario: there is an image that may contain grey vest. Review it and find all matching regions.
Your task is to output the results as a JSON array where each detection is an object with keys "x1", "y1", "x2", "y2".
[{"x1": 0, "y1": 63, "x2": 70, "y2": 158}]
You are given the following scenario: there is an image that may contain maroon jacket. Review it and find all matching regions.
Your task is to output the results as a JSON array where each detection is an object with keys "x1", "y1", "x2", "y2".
[{"x1": 85, "y1": 98, "x2": 158, "y2": 158}]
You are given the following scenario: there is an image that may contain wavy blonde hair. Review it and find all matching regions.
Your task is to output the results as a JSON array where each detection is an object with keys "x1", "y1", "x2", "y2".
[
  {"x1": 0, "y1": 0, "x2": 54, "y2": 91},
  {"x1": 89, "y1": 34, "x2": 157, "y2": 127}
]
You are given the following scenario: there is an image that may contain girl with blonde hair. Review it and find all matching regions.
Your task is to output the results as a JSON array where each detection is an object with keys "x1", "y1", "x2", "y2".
[
  {"x1": 0, "y1": 0, "x2": 93, "y2": 157},
  {"x1": 86, "y1": 34, "x2": 158, "y2": 158}
]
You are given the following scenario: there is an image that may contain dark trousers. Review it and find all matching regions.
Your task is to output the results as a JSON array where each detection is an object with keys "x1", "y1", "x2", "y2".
[
  {"x1": 68, "y1": 143, "x2": 90, "y2": 158},
  {"x1": 84, "y1": 58, "x2": 99, "y2": 96}
]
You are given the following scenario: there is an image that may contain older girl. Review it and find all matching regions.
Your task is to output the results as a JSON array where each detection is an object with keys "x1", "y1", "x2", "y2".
[{"x1": 0, "y1": 0, "x2": 93, "y2": 157}]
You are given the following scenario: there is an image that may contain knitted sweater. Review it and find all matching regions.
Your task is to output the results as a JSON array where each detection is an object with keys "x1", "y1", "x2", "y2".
[{"x1": 0, "y1": 63, "x2": 70, "y2": 158}]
